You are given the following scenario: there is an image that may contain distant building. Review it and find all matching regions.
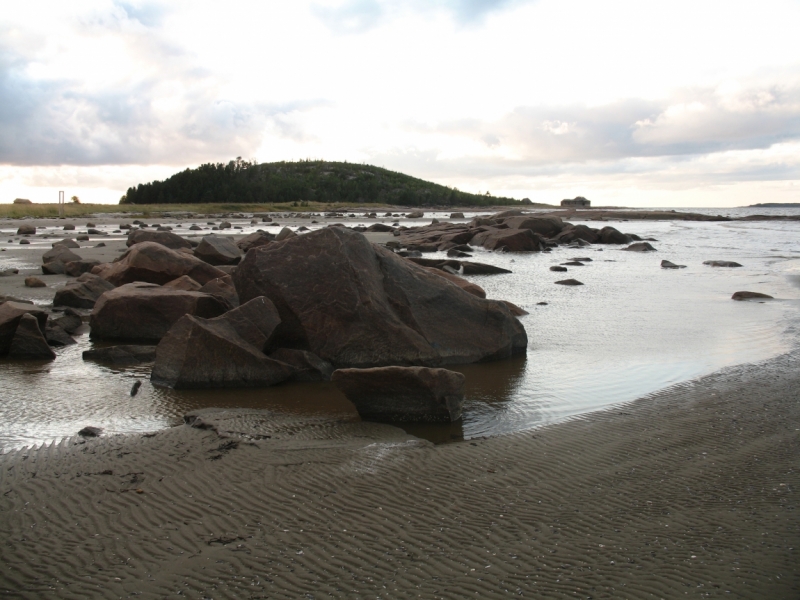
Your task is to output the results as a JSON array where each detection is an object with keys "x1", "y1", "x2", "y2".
[{"x1": 561, "y1": 196, "x2": 590, "y2": 208}]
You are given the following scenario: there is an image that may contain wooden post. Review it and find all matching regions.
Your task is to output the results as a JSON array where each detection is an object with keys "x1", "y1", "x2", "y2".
[{"x1": 58, "y1": 190, "x2": 65, "y2": 218}]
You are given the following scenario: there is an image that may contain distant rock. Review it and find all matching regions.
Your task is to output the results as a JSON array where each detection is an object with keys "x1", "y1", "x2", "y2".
[
  {"x1": 54, "y1": 273, "x2": 115, "y2": 309},
  {"x1": 194, "y1": 235, "x2": 242, "y2": 266},
  {"x1": 407, "y1": 211, "x2": 424, "y2": 218},
  {"x1": 126, "y1": 229, "x2": 192, "y2": 250},
  {"x1": 561, "y1": 261, "x2": 585, "y2": 266},
  {"x1": 550, "y1": 266, "x2": 568, "y2": 272},
  {"x1": 24, "y1": 277, "x2": 46, "y2": 288},
  {"x1": 555, "y1": 279, "x2": 584, "y2": 286},
  {"x1": 704, "y1": 260, "x2": 742, "y2": 268},
  {"x1": 450, "y1": 212, "x2": 464, "y2": 219},
  {"x1": 598, "y1": 226, "x2": 631, "y2": 244},
  {"x1": 53, "y1": 239, "x2": 79, "y2": 248},
  {"x1": 236, "y1": 231, "x2": 274, "y2": 253},
  {"x1": 101, "y1": 241, "x2": 227, "y2": 287},
  {"x1": 661, "y1": 260, "x2": 686, "y2": 269},
  {"x1": 78, "y1": 426, "x2": 102, "y2": 437},
  {"x1": 332, "y1": 366, "x2": 465, "y2": 423},
  {"x1": 17, "y1": 225, "x2": 35, "y2": 235},
  {"x1": 13, "y1": 198, "x2": 32, "y2": 204},
  {"x1": 622, "y1": 242, "x2": 657, "y2": 252},
  {"x1": 63, "y1": 224, "x2": 75, "y2": 231},
  {"x1": 731, "y1": 291, "x2": 773, "y2": 301}
]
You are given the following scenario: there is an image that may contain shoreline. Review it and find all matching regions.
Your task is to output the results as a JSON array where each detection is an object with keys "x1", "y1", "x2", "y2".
[{"x1": 1, "y1": 350, "x2": 797, "y2": 598}]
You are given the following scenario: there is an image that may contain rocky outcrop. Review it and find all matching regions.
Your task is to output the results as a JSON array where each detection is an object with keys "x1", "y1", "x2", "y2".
[
  {"x1": 194, "y1": 235, "x2": 242, "y2": 265},
  {"x1": 53, "y1": 273, "x2": 116, "y2": 309},
  {"x1": 126, "y1": 229, "x2": 192, "y2": 250},
  {"x1": 90, "y1": 282, "x2": 229, "y2": 342},
  {"x1": 234, "y1": 227, "x2": 527, "y2": 368},
  {"x1": 151, "y1": 297, "x2": 291, "y2": 388},
  {"x1": 331, "y1": 366, "x2": 465, "y2": 422},
  {"x1": 100, "y1": 242, "x2": 227, "y2": 287}
]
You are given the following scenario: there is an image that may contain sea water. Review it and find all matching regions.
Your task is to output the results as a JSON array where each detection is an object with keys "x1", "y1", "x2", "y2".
[{"x1": 1, "y1": 209, "x2": 799, "y2": 449}]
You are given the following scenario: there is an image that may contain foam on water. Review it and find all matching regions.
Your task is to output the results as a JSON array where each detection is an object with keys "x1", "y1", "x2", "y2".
[{"x1": 1, "y1": 210, "x2": 799, "y2": 449}]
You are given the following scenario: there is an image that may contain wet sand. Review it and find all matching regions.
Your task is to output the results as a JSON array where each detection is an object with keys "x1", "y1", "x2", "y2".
[{"x1": 1, "y1": 350, "x2": 797, "y2": 598}]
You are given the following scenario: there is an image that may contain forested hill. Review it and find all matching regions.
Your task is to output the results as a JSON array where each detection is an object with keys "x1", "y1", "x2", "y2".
[{"x1": 120, "y1": 159, "x2": 524, "y2": 207}]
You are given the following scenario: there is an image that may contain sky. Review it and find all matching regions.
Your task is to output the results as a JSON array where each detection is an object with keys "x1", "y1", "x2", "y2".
[{"x1": 1, "y1": 0, "x2": 799, "y2": 207}]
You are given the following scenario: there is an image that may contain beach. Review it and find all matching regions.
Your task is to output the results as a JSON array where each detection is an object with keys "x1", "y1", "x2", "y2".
[
  {"x1": 0, "y1": 208, "x2": 798, "y2": 598},
  {"x1": 0, "y1": 349, "x2": 797, "y2": 598}
]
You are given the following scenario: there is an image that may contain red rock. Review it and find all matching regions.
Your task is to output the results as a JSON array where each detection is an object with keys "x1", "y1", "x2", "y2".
[
  {"x1": 194, "y1": 235, "x2": 242, "y2": 265},
  {"x1": 101, "y1": 241, "x2": 227, "y2": 287},
  {"x1": 8, "y1": 313, "x2": 55, "y2": 359},
  {"x1": 53, "y1": 273, "x2": 115, "y2": 309},
  {"x1": 126, "y1": 229, "x2": 192, "y2": 250},
  {"x1": 0, "y1": 302, "x2": 49, "y2": 356}
]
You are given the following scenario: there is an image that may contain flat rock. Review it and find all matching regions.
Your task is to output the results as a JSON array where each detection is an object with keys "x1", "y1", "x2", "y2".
[
  {"x1": 126, "y1": 229, "x2": 192, "y2": 250},
  {"x1": 704, "y1": 260, "x2": 743, "y2": 268},
  {"x1": 555, "y1": 279, "x2": 584, "y2": 286},
  {"x1": 82, "y1": 345, "x2": 157, "y2": 364},
  {"x1": 332, "y1": 366, "x2": 465, "y2": 423},
  {"x1": 550, "y1": 266, "x2": 568, "y2": 272},
  {"x1": 101, "y1": 241, "x2": 227, "y2": 287},
  {"x1": 90, "y1": 282, "x2": 229, "y2": 342},
  {"x1": 661, "y1": 260, "x2": 687, "y2": 269},
  {"x1": 732, "y1": 291, "x2": 774, "y2": 301},
  {"x1": 622, "y1": 242, "x2": 657, "y2": 252}
]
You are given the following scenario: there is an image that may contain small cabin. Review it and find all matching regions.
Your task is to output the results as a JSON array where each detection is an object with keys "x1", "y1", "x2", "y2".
[{"x1": 561, "y1": 196, "x2": 590, "y2": 208}]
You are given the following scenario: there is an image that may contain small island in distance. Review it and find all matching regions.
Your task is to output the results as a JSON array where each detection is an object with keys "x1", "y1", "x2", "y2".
[{"x1": 746, "y1": 202, "x2": 800, "y2": 207}]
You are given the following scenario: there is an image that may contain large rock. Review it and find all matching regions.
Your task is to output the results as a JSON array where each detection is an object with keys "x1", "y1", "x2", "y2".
[
  {"x1": 502, "y1": 216, "x2": 564, "y2": 237},
  {"x1": 151, "y1": 297, "x2": 291, "y2": 388},
  {"x1": 0, "y1": 302, "x2": 49, "y2": 356},
  {"x1": 53, "y1": 273, "x2": 116, "y2": 309},
  {"x1": 42, "y1": 246, "x2": 83, "y2": 274},
  {"x1": 234, "y1": 227, "x2": 527, "y2": 368},
  {"x1": 64, "y1": 260, "x2": 101, "y2": 277},
  {"x1": 331, "y1": 366, "x2": 465, "y2": 422},
  {"x1": 476, "y1": 228, "x2": 545, "y2": 252},
  {"x1": 623, "y1": 242, "x2": 657, "y2": 252},
  {"x1": 90, "y1": 282, "x2": 229, "y2": 342},
  {"x1": 194, "y1": 235, "x2": 242, "y2": 265},
  {"x1": 421, "y1": 267, "x2": 486, "y2": 298},
  {"x1": 101, "y1": 242, "x2": 227, "y2": 287},
  {"x1": 8, "y1": 313, "x2": 55, "y2": 360},
  {"x1": 198, "y1": 276, "x2": 239, "y2": 309},
  {"x1": 268, "y1": 348, "x2": 334, "y2": 382},
  {"x1": 17, "y1": 225, "x2": 36, "y2": 235},
  {"x1": 126, "y1": 229, "x2": 192, "y2": 250},
  {"x1": 598, "y1": 226, "x2": 631, "y2": 244}
]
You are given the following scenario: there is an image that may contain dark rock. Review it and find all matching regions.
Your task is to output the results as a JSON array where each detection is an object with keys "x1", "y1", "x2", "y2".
[
  {"x1": 53, "y1": 273, "x2": 116, "y2": 309},
  {"x1": 63, "y1": 224, "x2": 76, "y2": 231},
  {"x1": 219, "y1": 221, "x2": 232, "y2": 229},
  {"x1": 421, "y1": 267, "x2": 486, "y2": 298},
  {"x1": 235, "y1": 227, "x2": 526, "y2": 368},
  {"x1": 76, "y1": 234, "x2": 89, "y2": 241},
  {"x1": 450, "y1": 212, "x2": 465, "y2": 219},
  {"x1": 163, "y1": 275, "x2": 202, "y2": 291},
  {"x1": 561, "y1": 261, "x2": 585, "y2": 266},
  {"x1": 8, "y1": 313, "x2": 56, "y2": 359},
  {"x1": 65, "y1": 260, "x2": 101, "y2": 277},
  {"x1": 704, "y1": 260, "x2": 743, "y2": 268},
  {"x1": 194, "y1": 235, "x2": 242, "y2": 266},
  {"x1": 44, "y1": 323, "x2": 76, "y2": 346},
  {"x1": 199, "y1": 276, "x2": 239, "y2": 309},
  {"x1": 536, "y1": 301, "x2": 548, "y2": 305},
  {"x1": 130, "y1": 381, "x2": 142, "y2": 396},
  {"x1": 622, "y1": 242, "x2": 657, "y2": 252},
  {"x1": 42, "y1": 245, "x2": 82, "y2": 265},
  {"x1": 41, "y1": 261, "x2": 67, "y2": 275},
  {"x1": 366, "y1": 223, "x2": 395, "y2": 232},
  {"x1": 549, "y1": 266, "x2": 568, "y2": 272},
  {"x1": 101, "y1": 241, "x2": 227, "y2": 287},
  {"x1": 731, "y1": 291, "x2": 774, "y2": 301},
  {"x1": 52, "y1": 311, "x2": 83, "y2": 333},
  {"x1": 25, "y1": 277, "x2": 46, "y2": 288},
  {"x1": 269, "y1": 348, "x2": 334, "y2": 382},
  {"x1": 447, "y1": 249, "x2": 472, "y2": 258},
  {"x1": 17, "y1": 225, "x2": 36, "y2": 235},
  {"x1": 90, "y1": 282, "x2": 229, "y2": 342},
  {"x1": 78, "y1": 426, "x2": 102, "y2": 437},
  {"x1": 598, "y1": 226, "x2": 631, "y2": 244},
  {"x1": 83, "y1": 345, "x2": 157, "y2": 364},
  {"x1": 53, "y1": 239, "x2": 80, "y2": 248},
  {"x1": 126, "y1": 229, "x2": 192, "y2": 250},
  {"x1": 275, "y1": 227, "x2": 297, "y2": 241},
  {"x1": 95, "y1": 242, "x2": 106, "y2": 248},
  {"x1": 0, "y1": 302, "x2": 49, "y2": 355},
  {"x1": 553, "y1": 224, "x2": 600, "y2": 244},
  {"x1": 0, "y1": 269, "x2": 19, "y2": 277},
  {"x1": 661, "y1": 260, "x2": 686, "y2": 269},
  {"x1": 407, "y1": 211, "x2": 424, "y2": 219},
  {"x1": 502, "y1": 216, "x2": 564, "y2": 237},
  {"x1": 189, "y1": 225, "x2": 202, "y2": 231},
  {"x1": 150, "y1": 298, "x2": 292, "y2": 389},
  {"x1": 500, "y1": 300, "x2": 528, "y2": 316},
  {"x1": 332, "y1": 366, "x2": 465, "y2": 423},
  {"x1": 87, "y1": 228, "x2": 103, "y2": 235},
  {"x1": 572, "y1": 257, "x2": 592, "y2": 262},
  {"x1": 19, "y1": 239, "x2": 30, "y2": 245},
  {"x1": 236, "y1": 231, "x2": 274, "y2": 253},
  {"x1": 555, "y1": 279, "x2": 584, "y2": 286}
]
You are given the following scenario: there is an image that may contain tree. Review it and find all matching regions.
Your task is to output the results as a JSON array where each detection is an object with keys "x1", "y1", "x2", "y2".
[{"x1": 70, "y1": 195, "x2": 81, "y2": 204}]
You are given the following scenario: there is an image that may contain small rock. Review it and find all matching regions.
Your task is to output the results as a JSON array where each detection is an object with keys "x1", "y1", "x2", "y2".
[
  {"x1": 24, "y1": 277, "x2": 46, "y2": 288},
  {"x1": 661, "y1": 260, "x2": 686, "y2": 269},
  {"x1": 78, "y1": 426, "x2": 103, "y2": 437},
  {"x1": 731, "y1": 291, "x2": 773, "y2": 301},
  {"x1": 555, "y1": 279, "x2": 584, "y2": 286},
  {"x1": 130, "y1": 381, "x2": 142, "y2": 396},
  {"x1": 549, "y1": 266, "x2": 568, "y2": 272},
  {"x1": 17, "y1": 225, "x2": 36, "y2": 235},
  {"x1": 704, "y1": 260, "x2": 742, "y2": 268},
  {"x1": 622, "y1": 242, "x2": 657, "y2": 252},
  {"x1": 19, "y1": 239, "x2": 30, "y2": 245},
  {"x1": 63, "y1": 224, "x2": 76, "y2": 231}
]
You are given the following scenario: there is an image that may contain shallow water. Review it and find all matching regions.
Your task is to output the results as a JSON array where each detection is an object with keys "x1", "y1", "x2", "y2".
[{"x1": 1, "y1": 210, "x2": 799, "y2": 450}]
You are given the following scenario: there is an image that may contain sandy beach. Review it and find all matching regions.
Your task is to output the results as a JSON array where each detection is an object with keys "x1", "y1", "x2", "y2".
[{"x1": 1, "y1": 348, "x2": 797, "y2": 598}]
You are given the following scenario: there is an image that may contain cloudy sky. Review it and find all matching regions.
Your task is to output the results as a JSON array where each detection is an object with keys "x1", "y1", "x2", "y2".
[{"x1": 2, "y1": 0, "x2": 799, "y2": 206}]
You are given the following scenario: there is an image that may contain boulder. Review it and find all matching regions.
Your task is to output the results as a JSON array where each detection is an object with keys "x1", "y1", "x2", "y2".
[
  {"x1": 407, "y1": 211, "x2": 424, "y2": 219},
  {"x1": 421, "y1": 266, "x2": 486, "y2": 298},
  {"x1": 502, "y1": 216, "x2": 564, "y2": 237},
  {"x1": 13, "y1": 198, "x2": 32, "y2": 205},
  {"x1": 42, "y1": 245, "x2": 82, "y2": 266},
  {"x1": 450, "y1": 212, "x2": 465, "y2": 219},
  {"x1": 555, "y1": 279, "x2": 584, "y2": 286},
  {"x1": 598, "y1": 226, "x2": 631, "y2": 244},
  {"x1": 198, "y1": 276, "x2": 239, "y2": 309},
  {"x1": 53, "y1": 239, "x2": 80, "y2": 248},
  {"x1": 550, "y1": 266, "x2": 568, "y2": 272},
  {"x1": 236, "y1": 231, "x2": 274, "y2": 253},
  {"x1": 64, "y1": 260, "x2": 101, "y2": 277},
  {"x1": 52, "y1": 311, "x2": 83, "y2": 334},
  {"x1": 44, "y1": 323, "x2": 76, "y2": 347},
  {"x1": 82, "y1": 345, "x2": 157, "y2": 364},
  {"x1": 275, "y1": 227, "x2": 297, "y2": 241},
  {"x1": 234, "y1": 227, "x2": 527, "y2": 368},
  {"x1": 78, "y1": 426, "x2": 102, "y2": 437},
  {"x1": 194, "y1": 235, "x2": 242, "y2": 266},
  {"x1": 90, "y1": 282, "x2": 229, "y2": 342},
  {"x1": 478, "y1": 228, "x2": 545, "y2": 252},
  {"x1": 63, "y1": 224, "x2": 76, "y2": 231},
  {"x1": 8, "y1": 313, "x2": 56, "y2": 360},
  {"x1": 622, "y1": 242, "x2": 657, "y2": 252},
  {"x1": 732, "y1": 291, "x2": 774, "y2": 301},
  {"x1": 704, "y1": 260, "x2": 743, "y2": 268},
  {"x1": 553, "y1": 224, "x2": 600, "y2": 244},
  {"x1": 331, "y1": 366, "x2": 465, "y2": 423},
  {"x1": 269, "y1": 348, "x2": 334, "y2": 382},
  {"x1": 17, "y1": 225, "x2": 36, "y2": 235},
  {"x1": 0, "y1": 302, "x2": 49, "y2": 355},
  {"x1": 661, "y1": 260, "x2": 686, "y2": 269},
  {"x1": 163, "y1": 275, "x2": 202, "y2": 291},
  {"x1": 150, "y1": 297, "x2": 291, "y2": 389},
  {"x1": 53, "y1": 273, "x2": 116, "y2": 309},
  {"x1": 24, "y1": 277, "x2": 46, "y2": 288},
  {"x1": 126, "y1": 229, "x2": 192, "y2": 250},
  {"x1": 100, "y1": 242, "x2": 227, "y2": 287}
]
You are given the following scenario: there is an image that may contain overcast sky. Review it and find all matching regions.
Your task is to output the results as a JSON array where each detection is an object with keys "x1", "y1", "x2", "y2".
[{"x1": 2, "y1": 0, "x2": 799, "y2": 206}]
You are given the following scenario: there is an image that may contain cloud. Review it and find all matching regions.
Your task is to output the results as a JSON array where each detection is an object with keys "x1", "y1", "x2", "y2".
[{"x1": 312, "y1": 0, "x2": 384, "y2": 34}]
